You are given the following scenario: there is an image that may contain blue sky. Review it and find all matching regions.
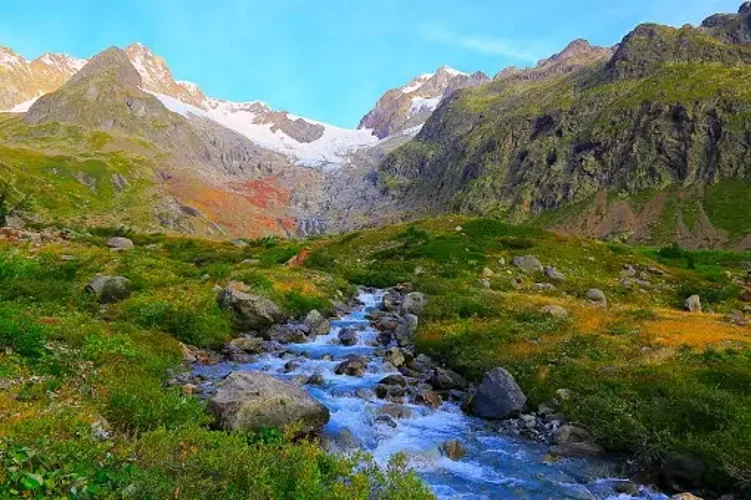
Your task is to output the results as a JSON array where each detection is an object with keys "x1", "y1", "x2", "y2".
[{"x1": 0, "y1": 0, "x2": 741, "y2": 127}]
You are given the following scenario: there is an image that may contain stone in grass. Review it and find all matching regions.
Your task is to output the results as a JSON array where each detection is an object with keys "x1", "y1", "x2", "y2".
[
  {"x1": 585, "y1": 288, "x2": 608, "y2": 307},
  {"x1": 540, "y1": 305, "x2": 569, "y2": 319},
  {"x1": 85, "y1": 276, "x2": 131, "y2": 304},
  {"x1": 512, "y1": 255, "x2": 543, "y2": 274},
  {"x1": 218, "y1": 282, "x2": 285, "y2": 331},
  {"x1": 684, "y1": 295, "x2": 702, "y2": 313},
  {"x1": 106, "y1": 237, "x2": 133, "y2": 251}
]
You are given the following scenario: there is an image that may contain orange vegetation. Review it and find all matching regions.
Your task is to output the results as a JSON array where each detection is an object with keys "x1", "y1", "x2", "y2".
[{"x1": 642, "y1": 310, "x2": 751, "y2": 348}]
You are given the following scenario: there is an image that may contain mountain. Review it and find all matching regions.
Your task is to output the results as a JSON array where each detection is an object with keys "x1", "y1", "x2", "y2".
[
  {"x1": 377, "y1": 3, "x2": 751, "y2": 249},
  {"x1": 0, "y1": 46, "x2": 85, "y2": 110},
  {"x1": 358, "y1": 66, "x2": 490, "y2": 139}
]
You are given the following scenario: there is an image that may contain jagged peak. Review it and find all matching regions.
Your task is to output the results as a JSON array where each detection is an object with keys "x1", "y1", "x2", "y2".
[
  {"x1": 67, "y1": 46, "x2": 141, "y2": 88},
  {"x1": 436, "y1": 65, "x2": 468, "y2": 77}
]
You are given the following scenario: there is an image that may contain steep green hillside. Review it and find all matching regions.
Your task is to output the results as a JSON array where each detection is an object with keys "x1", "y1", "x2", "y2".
[{"x1": 380, "y1": 5, "x2": 751, "y2": 249}]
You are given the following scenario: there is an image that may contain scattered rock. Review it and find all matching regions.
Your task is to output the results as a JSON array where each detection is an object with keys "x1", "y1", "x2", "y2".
[
  {"x1": 376, "y1": 404, "x2": 413, "y2": 420},
  {"x1": 544, "y1": 266, "x2": 566, "y2": 281},
  {"x1": 375, "y1": 384, "x2": 407, "y2": 401},
  {"x1": 181, "y1": 383, "x2": 200, "y2": 395},
  {"x1": 338, "y1": 327, "x2": 358, "y2": 346},
  {"x1": 328, "y1": 428, "x2": 360, "y2": 452},
  {"x1": 228, "y1": 337, "x2": 264, "y2": 354},
  {"x1": 375, "y1": 415, "x2": 398, "y2": 428},
  {"x1": 648, "y1": 267, "x2": 666, "y2": 276},
  {"x1": 415, "y1": 389, "x2": 443, "y2": 409},
  {"x1": 85, "y1": 276, "x2": 131, "y2": 304},
  {"x1": 430, "y1": 367, "x2": 468, "y2": 391},
  {"x1": 540, "y1": 305, "x2": 569, "y2": 319},
  {"x1": 550, "y1": 425, "x2": 604, "y2": 457},
  {"x1": 334, "y1": 356, "x2": 368, "y2": 377},
  {"x1": 307, "y1": 370, "x2": 325, "y2": 386},
  {"x1": 379, "y1": 374, "x2": 407, "y2": 387},
  {"x1": 482, "y1": 267, "x2": 495, "y2": 278},
  {"x1": 402, "y1": 292, "x2": 427, "y2": 315},
  {"x1": 265, "y1": 324, "x2": 309, "y2": 344},
  {"x1": 585, "y1": 288, "x2": 608, "y2": 307},
  {"x1": 394, "y1": 314, "x2": 419, "y2": 345},
  {"x1": 536, "y1": 283, "x2": 556, "y2": 292},
  {"x1": 384, "y1": 347, "x2": 406, "y2": 367},
  {"x1": 304, "y1": 310, "x2": 331, "y2": 335},
  {"x1": 180, "y1": 343, "x2": 197, "y2": 363},
  {"x1": 512, "y1": 255, "x2": 543, "y2": 274},
  {"x1": 209, "y1": 372, "x2": 329, "y2": 435},
  {"x1": 498, "y1": 257, "x2": 506, "y2": 266},
  {"x1": 685, "y1": 295, "x2": 702, "y2": 313},
  {"x1": 355, "y1": 388, "x2": 374, "y2": 400},
  {"x1": 218, "y1": 282, "x2": 285, "y2": 330},
  {"x1": 469, "y1": 367, "x2": 527, "y2": 420},
  {"x1": 106, "y1": 237, "x2": 133, "y2": 251},
  {"x1": 439, "y1": 440, "x2": 466, "y2": 460}
]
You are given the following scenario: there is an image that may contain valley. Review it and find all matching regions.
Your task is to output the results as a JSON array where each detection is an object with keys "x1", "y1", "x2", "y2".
[{"x1": 0, "y1": 2, "x2": 750, "y2": 499}]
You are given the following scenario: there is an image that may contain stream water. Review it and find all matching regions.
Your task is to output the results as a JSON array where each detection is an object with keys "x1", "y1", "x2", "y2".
[{"x1": 193, "y1": 290, "x2": 668, "y2": 500}]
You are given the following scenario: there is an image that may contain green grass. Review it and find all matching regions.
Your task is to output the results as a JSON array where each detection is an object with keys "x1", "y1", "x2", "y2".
[
  {"x1": 0, "y1": 231, "x2": 430, "y2": 498},
  {"x1": 306, "y1": 216, "x2": 751, "y2": 494}
]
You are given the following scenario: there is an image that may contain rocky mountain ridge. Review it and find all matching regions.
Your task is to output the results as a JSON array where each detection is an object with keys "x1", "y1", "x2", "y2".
[
  {"x1": 358, "y1": 66, "x2": 490, "y2": 139},
  {"x1": 377, "y1": 3, "x2": 751, "y2": 249}
]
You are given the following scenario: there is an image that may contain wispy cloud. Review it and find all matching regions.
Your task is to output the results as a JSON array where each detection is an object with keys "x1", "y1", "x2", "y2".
[{"x1": 418, "y1": 23, "x2": 541, "y2": 62}]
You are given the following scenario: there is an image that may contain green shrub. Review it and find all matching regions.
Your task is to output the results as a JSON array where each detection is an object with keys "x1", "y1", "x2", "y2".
[
  {"x1": 105, "y1": 383, "x2": 210, "y2": 434},
  {"x1": 124, "y1": 293, "x2": 231, "y2": 348},
  {"x1": 282, "y1": 290, "x2": 332, "y2": 318}
]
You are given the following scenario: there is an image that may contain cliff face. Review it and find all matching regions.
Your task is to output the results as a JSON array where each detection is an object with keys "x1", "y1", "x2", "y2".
[{"x1": 378, "y1": 5, "x2": 751, "y2": 248}]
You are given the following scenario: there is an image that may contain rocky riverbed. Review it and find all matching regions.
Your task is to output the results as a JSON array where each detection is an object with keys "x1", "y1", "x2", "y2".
[{"x1": 175, "y1": 286, "x2": 672, "y2": 499}]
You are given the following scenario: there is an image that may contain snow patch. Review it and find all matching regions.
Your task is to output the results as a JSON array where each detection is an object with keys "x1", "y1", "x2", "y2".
[
  {"x1": 207, "y1": 101, "x2": 380, "y2": 170},
  {"x1": 441, "y1": 66, "x2": 468, "y2": 77},
  {"x1": 147, "y1": 91, "x2": 209, "y2": 118},
  {"x1": 6, "y1": 96, "x2": 40, "y2": 113},
  {"x1": 400, "y1": 73, "x2": 434, "y2": 94},
  {"x1": 409, "y1": 96, "x2": 441, "y2": 116}
]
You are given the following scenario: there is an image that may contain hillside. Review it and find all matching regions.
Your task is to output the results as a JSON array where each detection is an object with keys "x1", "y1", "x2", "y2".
[
  {"x1": 378, "y1": 4, "x2": 751, "y2": 249},
  {"x1": 0, "y1": 217, "x2": 749, "y2": 497}
]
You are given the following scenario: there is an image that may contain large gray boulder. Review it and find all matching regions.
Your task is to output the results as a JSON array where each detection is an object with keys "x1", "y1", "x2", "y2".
[
  {"x1": 218, "y1": 282, "x2": 285, "y2": 330},
  {"x1": 512, "y1": 255, "x2": 543, "y2": 274},
  {"x1": 469, "y1": 367, "x2": 527, "y2": 419},
  {"x1": 304, "y1": 310, "x2": 331, "y2": 335},
  {"x1": 85, "y1": 276, "x2": 131, "y2": 304},
  {"x1": 401, "y1": 292, "x2": 427, "y2": 315},
  {"x1": 106, "y1": 237, "x2": 134, "y2": 251},
  {"x1": 209, "y1": 372, "x2": 329, "y2": 435}
]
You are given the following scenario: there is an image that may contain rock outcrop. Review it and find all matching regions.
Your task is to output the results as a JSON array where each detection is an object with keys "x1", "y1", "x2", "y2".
[{"x1": 209, "y1": 372, "x2": 329, "y2": 435}]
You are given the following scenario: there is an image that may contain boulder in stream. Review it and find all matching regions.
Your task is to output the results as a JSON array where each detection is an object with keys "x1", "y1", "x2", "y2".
[
  {"x1": 334, "y1": 356, "x2": 368, "y2": 377},
  {"x1": 469, "y1": 367, "x2": 527, "y2": 419},
  {"x1": 209, "y1": 372, "x2": 329, "y2": 435},
  {"x1": 304, "y1": 309, "x2": 331, "y2": 335}
]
